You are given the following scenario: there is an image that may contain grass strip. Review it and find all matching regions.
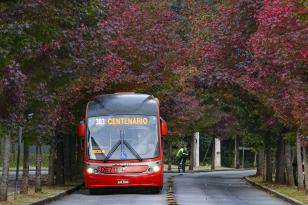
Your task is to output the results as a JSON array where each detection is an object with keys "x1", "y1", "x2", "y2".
[
  {"x1": 248, "y1": 176, "x2": 308, "y2": 204},
  {"x1": 0, "y1": 186, "x2": 74, "y2": 205}
]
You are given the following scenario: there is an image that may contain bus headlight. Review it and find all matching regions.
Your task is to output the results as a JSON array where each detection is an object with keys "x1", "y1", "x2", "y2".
[
  {"x1": 153, "y1": 166, "x2": 160, "y2": 172},
  {"x1": 87, "y1": 167, "x2": 94, "y2": 174}
]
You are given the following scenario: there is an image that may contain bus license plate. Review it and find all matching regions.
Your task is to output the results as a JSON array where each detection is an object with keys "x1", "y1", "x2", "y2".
[{"x1": 117, "y1": 179, "x2": 129, "y2": 184}]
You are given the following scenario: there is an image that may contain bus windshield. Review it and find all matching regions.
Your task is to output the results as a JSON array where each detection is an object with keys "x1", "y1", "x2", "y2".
[{"x1": 87, "y1": 115, "x2": 159, "y2": 160}]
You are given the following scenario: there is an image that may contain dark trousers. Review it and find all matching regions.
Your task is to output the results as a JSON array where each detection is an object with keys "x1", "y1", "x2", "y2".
[{"x1": 178, "y1": 156, "x2": 187, "y2": 171}]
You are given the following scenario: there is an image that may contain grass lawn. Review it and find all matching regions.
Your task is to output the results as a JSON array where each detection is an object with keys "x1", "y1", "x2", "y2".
[
  {"x1": 248, "y1": 176, "x2": 308, "y2": 204},
  {"x1": 0, "y1": 153, "x2": 49, "y2": 169},
  {"x1": 0, "y1": 186, "x2": 74, "y2": 205}
]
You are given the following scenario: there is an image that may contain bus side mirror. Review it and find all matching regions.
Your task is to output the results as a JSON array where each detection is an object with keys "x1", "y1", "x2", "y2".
[
  {"x1": 78, "y1": 121, "x2": 86, "y2": 138},
  {"x1": 161, "y1": 120, "x2": 168, "y2": 137}
]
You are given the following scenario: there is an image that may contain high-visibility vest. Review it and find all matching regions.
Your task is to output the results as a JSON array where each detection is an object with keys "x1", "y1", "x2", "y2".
[
  {"x1": 176, "y1": 148, "x2": 183, "y2": 158},
  {"x1": 176, "y1": 148, "x2": 188, "y2": 158}
]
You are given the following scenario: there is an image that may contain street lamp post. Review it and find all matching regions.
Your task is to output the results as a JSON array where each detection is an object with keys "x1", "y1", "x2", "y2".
[{"x1": 14, "y1": 110, "x2": 33, "y2": 199}]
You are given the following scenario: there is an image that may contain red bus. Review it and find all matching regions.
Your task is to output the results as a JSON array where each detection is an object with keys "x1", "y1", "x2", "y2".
[{"x1": 78, "y1": 93, "x2": 167, "y2": 194}]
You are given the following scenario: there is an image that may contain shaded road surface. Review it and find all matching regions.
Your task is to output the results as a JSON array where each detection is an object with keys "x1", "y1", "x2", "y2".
[
  {"x1": 48, "y1": 170, "x2": 291, "y2": 205},
  {"x1": 174, "y1": 170, "x2": 288, "y2": 205},
  {"x1": 48, "y1": 174, "x2": 170, "y2": 205}
]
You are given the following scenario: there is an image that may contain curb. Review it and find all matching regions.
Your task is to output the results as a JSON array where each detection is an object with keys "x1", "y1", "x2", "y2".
[
  {"x1": 244, "y1": 177, "x2": 306, "y2": 205},
  {"x1": 166, "y1": 176, "x2": 178, "y2": 205},
  {"x1": 29, "y1": 184, "x2": 82, "y2": 205},
  {"x1": 164, "y1": 168, "x2": 253, "y2": 173}
]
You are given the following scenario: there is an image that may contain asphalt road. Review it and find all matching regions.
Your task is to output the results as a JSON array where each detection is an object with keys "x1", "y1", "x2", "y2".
[
  {"x1": 48, "y1": 174, "x2": 170, "y2": 205},
  {"x1": 174, "y1": 170, "x2": 288, "y2": 205},
  {"x1": 48, "y1": 170, "x2": 290, "y2": 205}
]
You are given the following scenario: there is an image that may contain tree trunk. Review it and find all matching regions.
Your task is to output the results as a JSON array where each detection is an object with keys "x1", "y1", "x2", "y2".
[
  {"x1": 303, "y1": 144, "x2": 308, "y2": 194},
  {"x1": 167, "y1": 139, "x2": 172, "y2": 171},
  {"x1": 56, "y1": 137, "x2": 64, "y2": 185},
  {"x1": 0, "y1": 137, "x2": 4, "y2": 162},
  {"x1": 275, "y1": 136, "x2": 285, "y2": 184},
  {"x1": 11, "y1": 141, "x2": 16, "y2": 163},
  {"x1": 63, "y1": 135, "x2": 71, "y2": 183},
  {"x1": 292, "y1": 147, "x2": 298, "y2": 185},
  {"x1": 70, "y1": 133, "x2": 77, "y2": 180},
  {"x1": 257, "y1": 147, "x2": 264, "y2": 177},
  {"x1": 20, "y1": 140, "x2": 30, "y2": 194},
  {"x1": 0, "y1": 133, "x2": 11, "y2": 201},
  {"x1": 253, "y1": 151, "x2": 257, "y2": 167},
  {"x1": 189, "y1": 135, "x2": 194, "y2": 170},
  {"x1": 234, "y1": 136, "x2": 240, "y2": 169},
  {"x1": 296, "y1": 130, "x2": 304, "y2": 190},
  {"x1": 35, "y1": 137, "x2": 42, "y2": 193},
  {"x1": 265, "y1": 148, "x2": 272, "y2": 182},
  {"x1": 242, "y1": 140, "x2": 245, "y2": 168},
  {"x1": 76, "y1": 138, "x2": 83, "y2": 178},
  {"x1": 211, "y1": 136, "x2": 215, "y2": 170},
  {"x1": 285, "y1": 141, "x2": 295, "y2": 186},
  {"x1": 48, "y1": 138, "x2": 56, "y2": 185}
]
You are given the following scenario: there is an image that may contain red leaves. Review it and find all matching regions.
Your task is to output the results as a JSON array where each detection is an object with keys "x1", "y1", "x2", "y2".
[
  {"x1": 241, "y1": 77, "x2": 264, "y2": 91},
  {"x1": 191, "y1": 0, "x2": 308, "y2": 129},
  {"x1": 2, "y1": 63, "x2": 27, "y2": 101},
  {"x1": 99, "y1": 0, "x2": 183, "y2": 61},
  {"x1": 1, "y1": 63, "x2": 28, "y2": 123},
  {"x1": 256, "y1": 0, "x2": 293, "y2": 32},
  {"x1": 201, "y1": 43, "x2": 223, "y2": 61},
  {"x1": 299, "y1": 50, "x2": 308, "y2": 62},
  {"x1": 46, "y1": 0, "x2": 190, "y2": 127},
  {"x1": 247, "y1": 0, "x2": 308, "y2": 128},
  {"x1": 2, "y1": 0, "x2": 306, "y2": 132},
  {"x1": 101, "y1": 53, "x2": 128, "y2": 77},
  {"x1": 173, "y1": 91, "x2": 203, "y2": 122}
]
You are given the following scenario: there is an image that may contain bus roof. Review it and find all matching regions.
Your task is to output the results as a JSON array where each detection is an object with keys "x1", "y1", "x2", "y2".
[{"x1": 86, "y1": 93, "x2": 159, "y2": 117}]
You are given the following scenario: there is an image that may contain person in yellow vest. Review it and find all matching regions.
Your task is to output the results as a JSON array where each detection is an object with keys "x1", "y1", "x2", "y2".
[{"x1": 175, "y1": 147, "x2": 188, "y2": 172}]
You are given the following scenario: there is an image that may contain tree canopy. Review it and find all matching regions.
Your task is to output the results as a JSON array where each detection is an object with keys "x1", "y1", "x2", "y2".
[{"x1": 0, "y1": 0, "x2": 307, "y2": 145}]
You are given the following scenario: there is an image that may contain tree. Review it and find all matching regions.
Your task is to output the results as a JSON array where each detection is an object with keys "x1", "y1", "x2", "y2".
[
  {"x1": 234, "y1": 135, "x2": 240, "y2": 169},
  {"x1": 296, "y1": 130, "x2": 304, "y2": 189},
  {"x1": 0, "y1": 132, "x2": 11, "y2": 201},
  {"x1": 275, "y1": 135, "x2": 286, "y2": 184},
  {"x1": 35, "y1": 135, "x2": 42, "y2": 192},
  {"x1": 48, "y1": 137, "x2": 56, "y2": 185},
  {"x1": 186, "y1": 0, "x2": 307, "y2": 185},
  {"x1": 20, "y1": 138, "x2": 29, "y2": 194},
  {"x1": 285, "y1": 138, "x2": 295, "y2": 186},
  {"x1": 0, "y1": 64, "x2": 27, "y2": 201},
  {"x1": 0, "y1": 0, "x2": 306, "y2": 197},
  {"x1": 303, "y1": 142, "x2": 308, "y2": 194},
  {"x1": 247, "y1": 0, "x2": 308, "y2": 130}
]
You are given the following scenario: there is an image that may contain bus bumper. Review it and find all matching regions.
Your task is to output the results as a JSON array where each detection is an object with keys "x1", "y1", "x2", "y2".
[{"x1": 84, "y1": 171, "x2": 163, "y2": 188}]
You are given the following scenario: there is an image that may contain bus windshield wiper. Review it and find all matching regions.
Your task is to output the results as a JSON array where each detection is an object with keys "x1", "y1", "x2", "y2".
[
  {"x1": 104, "y1": 130, "x2": 143, "y2": 162},
  {"x1": 104, "y1": 139, "x2": 121, "y2": 162},
  {"x1": 122, "y1": 132, "x2": 142, "y2": 161}
]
